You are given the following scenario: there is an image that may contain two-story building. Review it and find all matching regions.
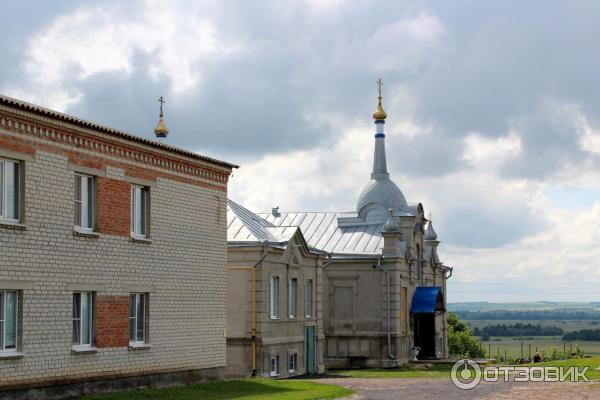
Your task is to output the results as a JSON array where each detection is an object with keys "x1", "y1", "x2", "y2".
[{"x1": 0, "y1": 95, "x2": 236, "y2": 399}]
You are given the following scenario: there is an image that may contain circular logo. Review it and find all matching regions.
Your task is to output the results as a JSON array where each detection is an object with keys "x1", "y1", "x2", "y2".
[{"x1": 451, "y1": 358, "x2": 481, "y2": 390}]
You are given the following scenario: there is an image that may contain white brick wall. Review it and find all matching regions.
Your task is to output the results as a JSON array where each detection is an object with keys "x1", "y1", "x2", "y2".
[{"x1": 0, "y1": 150, "x2": 228, "y2": 386}]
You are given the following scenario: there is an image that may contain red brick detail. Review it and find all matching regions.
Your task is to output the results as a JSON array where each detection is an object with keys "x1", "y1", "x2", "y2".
[
  {"x1": 96, "y1": 295, "x2": 129, "y2": 348},
  {"x1": 97, "y1": 177, "x2": 131, "y2": 237}
]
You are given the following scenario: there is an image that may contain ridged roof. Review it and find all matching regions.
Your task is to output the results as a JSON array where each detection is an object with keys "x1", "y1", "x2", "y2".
[
  {"x1": 0, "y1": 94, "x2": 238, "y2": 169},
  {"x1": 227, "y1": 199, "x2": 299, "y2": 244}
]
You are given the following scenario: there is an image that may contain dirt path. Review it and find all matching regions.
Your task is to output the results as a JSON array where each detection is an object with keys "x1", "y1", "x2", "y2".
[{"x1": 318, "y1": 377, "x2": 600, "y2": 400}]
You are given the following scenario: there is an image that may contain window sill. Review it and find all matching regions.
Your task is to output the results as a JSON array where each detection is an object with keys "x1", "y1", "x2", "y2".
[
  {"x1": 73, "y1": 228, "x2": 100, "y2": 238},
  {"x1": 130, "y1": 236, "x2": 152, "y2": 244},
  {"x1": 71, "y1": 346, "x2": 98, "y2": 354},
  {"x1": 270, "y1": 317, "x2": 280, "y2": 320},
  {"x1": 288, "y1": 370, "x2": 297, "y2": 374},
  {"x1": 0, "y1": 351, "x2": 24, "y2": 359},
  {"x1": 270, "y1": 373, "x2": 280, "y2": 377},
  {"x1": 0, "y1": 220, "x2": 26, "y2": 230},
  {"x1": 128, "y1": 343, "x2": 151, "y2": 350}
]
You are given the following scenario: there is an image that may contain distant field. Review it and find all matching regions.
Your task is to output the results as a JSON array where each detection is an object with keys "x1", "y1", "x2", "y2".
[
  {"x1": 466, "y1": 319, "x2": 600, "y2": 333},
  {"x1": 448, "y1": 301, "x2": 600, "y2": 312},
  {"x1": 479, "y1": 337, "x2": 600, "y2": 359}
]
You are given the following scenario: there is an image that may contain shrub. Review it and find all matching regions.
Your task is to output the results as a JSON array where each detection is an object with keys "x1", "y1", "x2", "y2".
[{"x1": 448, "y1": 312, "x2": 485, "y2": 358}]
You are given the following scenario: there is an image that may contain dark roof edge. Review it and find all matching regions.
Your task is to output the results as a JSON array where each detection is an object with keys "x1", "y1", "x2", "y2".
[{"x1": 0, "y1": 94, "x2": 239, "y2": 170}]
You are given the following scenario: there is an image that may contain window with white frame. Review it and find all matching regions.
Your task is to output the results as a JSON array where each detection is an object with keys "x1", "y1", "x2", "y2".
[
  {"x1": 129, "y1": 293, "x2": 149, "y2": 344},
  {"x1": 0, "y1": 291, "x2": 19, "y2": 353},
  {"x1": 288, "y1": 278, "x2": 297, "y2": 318},
  {"x1": 304, "y1": 279, "x2": 314, "y2": 318},
  {"x1": 74, "y1": 174, "x2": 94, "y2": 231},
  {"x1": 288, "y1": 352, "x2": 297, "y2": 373},
  {"x1": 270, "y1": 276, "x2": 279, "y2": 319},
  {"x1": 131, "y1": 186, "x2": 148, "y2": 237},
  {"x1": 72, "y1": 292, "x2": 94, "y2": 348},
  {"x1": 0, "y1": 159, "x2": 20, "y2": 222},
  {"x1": 270, "y1": 355, "x2": 280, "y2": 376}
]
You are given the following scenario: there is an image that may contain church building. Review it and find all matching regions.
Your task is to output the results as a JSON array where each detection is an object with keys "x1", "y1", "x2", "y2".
[{"x1": 227, "y1": 81, "x2": 453, "y2": 373}]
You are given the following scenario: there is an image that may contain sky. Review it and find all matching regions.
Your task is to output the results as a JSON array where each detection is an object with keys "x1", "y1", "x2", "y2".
[{"x1": 2, "y1": 0, "x2": 600, "y2": 302}]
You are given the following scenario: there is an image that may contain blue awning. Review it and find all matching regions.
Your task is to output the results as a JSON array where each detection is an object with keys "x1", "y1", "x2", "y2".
[{"x1": 410, "y1": 286, "x2": 445, "y2": 313}]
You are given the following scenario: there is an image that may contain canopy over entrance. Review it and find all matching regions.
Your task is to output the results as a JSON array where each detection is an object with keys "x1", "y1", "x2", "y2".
[{"x1": 410, "y1": 287, "x2": 445, "y2": 313}]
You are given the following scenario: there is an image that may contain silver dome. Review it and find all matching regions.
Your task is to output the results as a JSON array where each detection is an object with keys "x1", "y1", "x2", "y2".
[{"x1": 357, "y1": 177, "x2": 407, "y2": 212}]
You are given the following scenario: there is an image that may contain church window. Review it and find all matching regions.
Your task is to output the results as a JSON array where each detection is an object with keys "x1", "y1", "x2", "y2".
[
  {"x1": 288, "y1": 278, "x2": 297, "y2": 318},
  {"x1": 288, "y1": 352, "x2": 297, "y2": 372},
  {"x1": 270, "y1": 276, "x2": 279, "y2": 319},
  {"x1": 270, "y1": 354, "x2": 280, "y2": 376},
  {"x1": 305, "y1": 279, "x2": 314, "y2": 318}
]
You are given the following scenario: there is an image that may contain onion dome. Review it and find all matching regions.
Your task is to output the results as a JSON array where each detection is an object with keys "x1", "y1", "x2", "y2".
[
  {"x1": 372, "y1": 78, "x2": 387, "y2": 120},
  {"x1": 424, "y1": 220, "x2": 438, "y2": 241},
  {"x1": 383, "y1": 208, "x2": 399, "y2": 231},
  {"x1": 154, "y1": 96, "x2": 169, "y2": 138}
]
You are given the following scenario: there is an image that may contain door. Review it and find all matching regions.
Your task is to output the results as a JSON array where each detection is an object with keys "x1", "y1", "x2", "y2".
[
  {"x1": 305, "y1": 326, "x2": 316, "y2": 374},
  {"x1": 413, "y1": 313, "x2": 436, "y2": 359}
]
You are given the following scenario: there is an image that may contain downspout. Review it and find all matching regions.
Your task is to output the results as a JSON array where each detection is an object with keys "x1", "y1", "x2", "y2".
[
  {"x1": 374, "y1": 256, "x2": 394, "y2": 360},
  {"x1": 227, "y1": 241, "x2": 268, "y2": 377}
]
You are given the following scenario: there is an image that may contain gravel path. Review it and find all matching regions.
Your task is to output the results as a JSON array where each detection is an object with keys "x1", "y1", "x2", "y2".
[{"x1": 316, "y1": 377, "x2": 600, "y2": 400}]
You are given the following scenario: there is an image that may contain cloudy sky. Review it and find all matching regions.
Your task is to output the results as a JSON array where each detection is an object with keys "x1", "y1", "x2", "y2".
[{"x1": 2, "y1": 0, "x2": 600, "y2": 302}]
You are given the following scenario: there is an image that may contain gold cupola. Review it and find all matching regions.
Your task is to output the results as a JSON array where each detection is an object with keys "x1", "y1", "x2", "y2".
[
  {"x1": 372, "y1": 78, "x2": 387, "y2": 120},
  {"x1": 154, "y1": 96, "x2": 169, "y2": 138}
]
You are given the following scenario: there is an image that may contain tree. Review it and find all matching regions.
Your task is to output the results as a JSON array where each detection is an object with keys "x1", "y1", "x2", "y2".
[{"x1": 447, "y1": 312, "x2": 485, "y2": 358}]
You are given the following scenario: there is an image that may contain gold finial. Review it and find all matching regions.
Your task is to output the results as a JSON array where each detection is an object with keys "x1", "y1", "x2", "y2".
[
  {"x1": 154, "y1": 96, "x2": 169, "y2": 138},
  {"x1": 373, "y1": 78, "x2": 387, "y2": 120}
]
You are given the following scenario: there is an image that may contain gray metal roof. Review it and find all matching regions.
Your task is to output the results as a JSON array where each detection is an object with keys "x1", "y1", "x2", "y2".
[
  {"x1": 228, "y1": 199, "x2": 384, "y2": 254},
  {"x1": 227, "y1": 199, "x2": 299, "y2": 245},
  {"x1": 257, "y1": 211, "x2": 384, "y2": 255}
]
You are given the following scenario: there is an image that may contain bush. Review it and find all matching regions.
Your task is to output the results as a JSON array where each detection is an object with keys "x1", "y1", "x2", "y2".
[{"x1": 448, "y1": 312, "x2": 486, "y2": 358}]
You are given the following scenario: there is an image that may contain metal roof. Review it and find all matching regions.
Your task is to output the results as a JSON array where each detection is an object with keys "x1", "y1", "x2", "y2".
[
  {"x1": 0, "y1": 94, "x2": 238, "y2": 170},
  {"x1": 257, "y1": 211, "x2": 385, "y2": 256},
  {"x1": 227, "y1": 199, "x2": 299, "y2": 245}
]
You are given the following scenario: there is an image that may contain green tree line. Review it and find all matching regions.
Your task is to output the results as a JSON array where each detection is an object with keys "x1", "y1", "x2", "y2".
[
  {"x1": 562, "y1": 329, "x2": 600, "y2": 341},
  {"x1": 455, "y1": 310, "x2": 600, "y2": 320},
  {"x1": 473, "y1": 323, "x2": 563, "y2": 337}
]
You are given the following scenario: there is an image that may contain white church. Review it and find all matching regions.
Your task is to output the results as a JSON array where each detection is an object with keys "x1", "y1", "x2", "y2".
[{"x1": 226, "y1": 81, "x2": 453, "y2": 376}]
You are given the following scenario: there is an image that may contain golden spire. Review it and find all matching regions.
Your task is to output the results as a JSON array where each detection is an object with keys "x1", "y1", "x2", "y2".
[
  {"x1": 154, "y1": 96, "x2": 169, "y2": 138},
  {"x1": 372, "y1": 78, "x2": 387, "y2": 120}
]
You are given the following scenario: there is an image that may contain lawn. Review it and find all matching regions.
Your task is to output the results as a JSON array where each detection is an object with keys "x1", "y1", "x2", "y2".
[
  {"x1": 524, "y1": 356, "x2": 600, "y2": 380},
  {"x1": 83, "y1": 378, "x2": 354, "y2": 400},
  {"x1": 481, "y1": 337, "x2": 600, "y2": 359},
  {"x1": 333, "y1": 364, "x2": 452, "y2": 379}
]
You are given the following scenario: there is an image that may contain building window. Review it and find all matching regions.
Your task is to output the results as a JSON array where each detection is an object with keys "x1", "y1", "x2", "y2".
[
  {"x1": 74, "y1": 174, "x2": 94, "y2": 231},
  {"x1": 131, "y1": 186, "x2": 148, "y2": 237},
  {"x1": 270, "y1": 276, "x2": 279, "y2": 319},
  {"x1": 72, "y1": 292, "x2": 94, "y2": 348},
  {"x1": 288, "y1": 352, "x2": 297, "y2": 373},
  {"x1": 288, "y1": 278, "x2": 297, "y2": 318},
  {"x1": 0, "y1": 159, "x2": 20, "y2": 222},
  {"x1": 0, "y1": 291, "x2": 18, "y2": 352},
  {"x1": 129, "y1": 293, "x2": 149, "y2": 344},
  {"x1": 304, "y1": 279, "x2": 313, "y2": 318},
  {"x1": 270, "y1": 355, "x2": 280, "y2": 376}
]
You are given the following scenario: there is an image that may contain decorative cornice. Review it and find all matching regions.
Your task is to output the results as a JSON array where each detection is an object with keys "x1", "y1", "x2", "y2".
[{"x1": 0, "y1": 111, "x2": 231, "y2": 186}]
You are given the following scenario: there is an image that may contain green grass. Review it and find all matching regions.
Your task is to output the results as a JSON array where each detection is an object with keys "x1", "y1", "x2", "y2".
[
  {"x1": 467, "y1": 319, "x2": 600, "y2": 333},
  {"x1": 333, "y1": 364, "x2": 452, "y2": 379},
  {"x1": 82, "y1": 378, "x2": 354, "y2": 400},
  {"x1": 523, "y1": 356, "x2": 600, "y2": 380}
]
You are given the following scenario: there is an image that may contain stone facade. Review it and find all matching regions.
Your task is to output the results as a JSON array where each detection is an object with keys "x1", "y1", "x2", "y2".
[
  {"x1": 0, "y1": 96, "x2": 235, "y2": 397},
  {"x1": 226, "y1": 202, "x2": 325, "y2": 378}
]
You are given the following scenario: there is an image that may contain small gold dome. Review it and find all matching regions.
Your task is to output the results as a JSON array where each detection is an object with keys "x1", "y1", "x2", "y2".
[
  {"x1": 154, "y1": 116, "x2": 169, "y2": 138},
  {"x1": 373, "y1": 78, "x2": 387, "y2": 120}
]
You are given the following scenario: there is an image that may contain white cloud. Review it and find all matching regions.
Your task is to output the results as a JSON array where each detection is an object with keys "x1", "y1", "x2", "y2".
[{"x1": 4, "y1": 0, "x2": 238, "y2": 110}]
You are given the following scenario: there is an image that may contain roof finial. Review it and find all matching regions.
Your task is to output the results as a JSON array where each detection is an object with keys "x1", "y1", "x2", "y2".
[
  {"x1": 154, "y1": 96, "x2": 169, "y2": 138},
  {"x1": 373, "y1": 78, "x2": 387, "y2": 120}
]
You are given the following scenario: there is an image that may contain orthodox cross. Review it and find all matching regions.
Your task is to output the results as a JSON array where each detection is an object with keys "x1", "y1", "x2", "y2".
[
  {"x1": 376, "y1": 78, "x2": 383, "y2": 98},
  {"x1": 158, "y1": 96, "x2": 165, "y2": 117}
]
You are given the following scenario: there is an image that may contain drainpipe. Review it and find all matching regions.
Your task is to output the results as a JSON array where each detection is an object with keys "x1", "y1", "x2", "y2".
[
  {"x1": 315, "y1": 252, "x2": 332, "y2": 373},
  {"x1": 227, "y1": 241, "x2": 268, "y2": 377},
  {"x1": 374, "y1": 256, "x2": 394, "y2": 360},
  {"x1": 444, "y1": 266, "x2": 453, "y2": 280}
]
